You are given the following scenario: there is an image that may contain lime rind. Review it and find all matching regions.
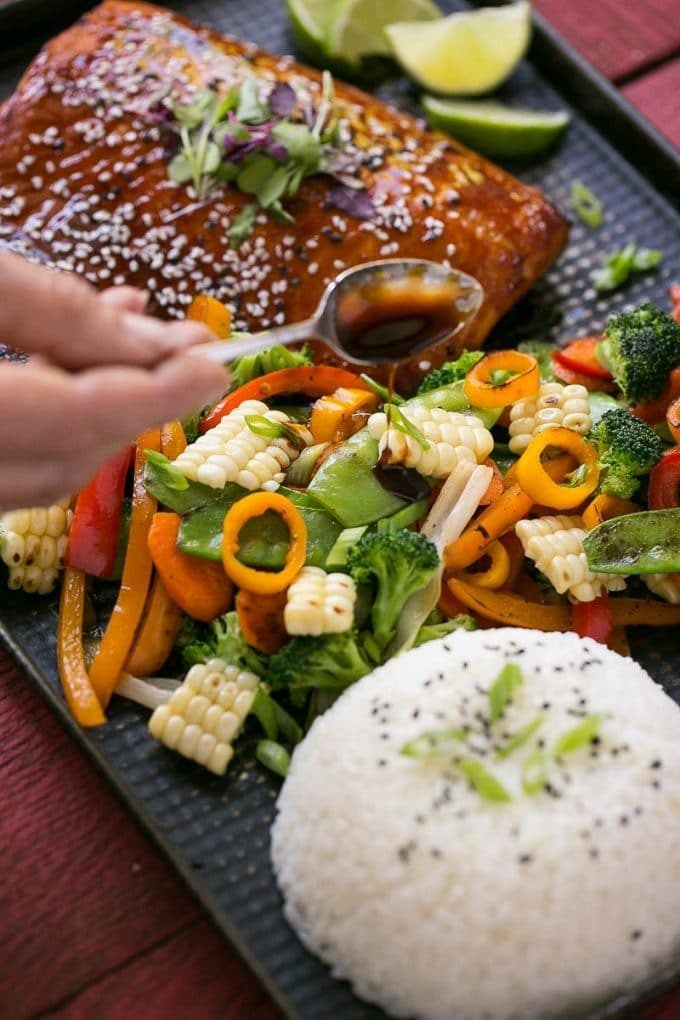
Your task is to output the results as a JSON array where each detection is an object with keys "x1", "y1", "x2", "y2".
[
  {"x1": 325, "y1": 0, "x2": 441, "y2": 66},
  {"x1": 423, "y1": 96, "x2": 570, "y2": 158}
]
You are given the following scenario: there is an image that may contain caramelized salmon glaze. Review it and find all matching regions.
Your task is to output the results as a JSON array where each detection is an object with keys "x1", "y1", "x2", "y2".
[{"x1": 0, "y1": 0, "x2": 568, "y2": 382}]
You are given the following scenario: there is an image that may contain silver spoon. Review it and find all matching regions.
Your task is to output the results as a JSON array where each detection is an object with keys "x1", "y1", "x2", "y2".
[{"x1": 190, "y1": 258, "x2": 484, "y2": 366}]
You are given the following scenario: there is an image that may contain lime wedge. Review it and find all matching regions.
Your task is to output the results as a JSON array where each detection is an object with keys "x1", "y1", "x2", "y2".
[
  {"x1": 326, "y1": 0, "x2": 441, "y2": 66},
  {"x1": 386, "y1": 1, "x2": 532, "y2": 95},
  {"x1": 423, "y1": 96, "x2": 570, "y2": 157},
  {"x1": 286, "y1": 0, "x2": 336, "y2": 63}
]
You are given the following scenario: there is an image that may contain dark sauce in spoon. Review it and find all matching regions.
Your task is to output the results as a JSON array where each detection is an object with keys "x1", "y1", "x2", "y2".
[{"x1": 335, "y1": 272, "x2": 463, "y2": 364}]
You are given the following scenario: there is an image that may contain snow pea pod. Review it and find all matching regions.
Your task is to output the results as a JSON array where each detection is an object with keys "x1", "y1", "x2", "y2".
[
  {"x1": 308, "y1": 430, "x2": 406, "y2": 526},
  {"x1": 583, "y1": 507, "x2": 680, "y2": 574}
]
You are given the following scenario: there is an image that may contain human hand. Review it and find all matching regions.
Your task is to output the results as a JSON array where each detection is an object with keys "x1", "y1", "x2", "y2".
[{"x1": 0, "y1": 251, "x2": 230, "y2": 510}]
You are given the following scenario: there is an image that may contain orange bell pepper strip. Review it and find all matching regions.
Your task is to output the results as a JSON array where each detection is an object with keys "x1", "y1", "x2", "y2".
[
  {"x1": 444, "y1": 454, "x2": 573, "y2": 572},
  {"x1": 500, "y1": 532, "x2": 525, "y2": 591},
  {"x1": 309, "y1": 387, "x2": 379, "y2": 444},
  {"x1": 186, "y1": 295, "x2": 232, "y2": 339},
  {"x1": 446, "y1": 576, "x2": 572, "y2": 631},
  {"x1": 463, "y1": 350, "x2": 539, "y2": 408},
  {"x1": 201, "y1": 366, "x2": 371, "y2": 432},
  {"x1": 610, "y1": 598, "x2": 680, "y2": 627},
  {"x1": 607, "y1": 626, "x2": 630, "y2": 658},
  {"x1": 88, "y1": 428, "x2": 161, "y2": 708},
  {"x1": 222, "y1": 491, "x2": 307, "y2": 595},
  {"x1": 147, "y1": 512, "x2": 233, "y2": 622},
  {"x1": 57, "y1": 567, "x2": 106, "y2": 727},
  {"x1": 125, "y1": 422, "x2": 188, "y2": 674},
  {"x1": 236, "y1": 588, "x2": 288, "y2": 655},
  {"x1": 582, "y1": 493, "x2": 639, "y2": 530},
  {"x1": 667, "y1": 394, "x2": 680, "y2": 444},
  {"x1": 515, "y1": 428, "x2": 599, "y2": 511}
]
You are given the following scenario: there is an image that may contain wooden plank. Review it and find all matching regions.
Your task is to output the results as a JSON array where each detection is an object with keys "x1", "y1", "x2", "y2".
[
  {"x1": 532, "y1": 0, "x2": 680, "y2": 82},
  {"x1": 623, "y1": 57, "x2": 680, "y2": 150},
  {"x1": 55, "y1": 918, "x2": 278, "y2": 1019}
]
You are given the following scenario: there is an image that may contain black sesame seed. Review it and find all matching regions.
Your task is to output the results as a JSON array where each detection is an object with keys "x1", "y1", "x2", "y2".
[
  {"x1": 650, "y1": 759, "x2": 662, "y2": 769},
  {"x1": 630, "y1": 930, "x2": 643, "y2": 941},
  {"x1": 518, "y1": 854, "x2": 533, "y2": 865}
]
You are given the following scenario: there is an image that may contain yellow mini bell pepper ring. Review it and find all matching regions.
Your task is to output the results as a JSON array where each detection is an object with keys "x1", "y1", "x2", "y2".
[{"x1": 515, "y1": 427, "x2": 600, "y2": 510}]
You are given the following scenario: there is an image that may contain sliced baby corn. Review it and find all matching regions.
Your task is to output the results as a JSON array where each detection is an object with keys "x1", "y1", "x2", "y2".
[
  {"x1": 516, "y1": 514, "x2": 626, "y2": 603},
  {"x1": 367, "y1": 406, "x2": 493, "y2": 478},
  {"x1": 509, "y1": 382, "x2": 592, "y2": 455},
  {"x1": 172, "y1": 399, "x2": 312, "y2": 491},
  {"x1": 0, "y1": 499, "x2": 72, "y2": 594},
  {"x1": 148, "y1": 658, "x2": 260, "y2": 775},
  {"x1": 284, "y1": 566, "x2": 357, "y2": 636}
]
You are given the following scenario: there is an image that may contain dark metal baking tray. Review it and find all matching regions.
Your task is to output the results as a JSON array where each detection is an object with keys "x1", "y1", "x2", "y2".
[{"x1": 1, "y1": 2, "x2": 679, "y2": 1017}]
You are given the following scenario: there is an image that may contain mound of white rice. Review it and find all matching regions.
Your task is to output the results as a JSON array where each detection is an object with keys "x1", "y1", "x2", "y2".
[{"x1": 271, "y1": 628, "x2": 680, "y2": 1020}]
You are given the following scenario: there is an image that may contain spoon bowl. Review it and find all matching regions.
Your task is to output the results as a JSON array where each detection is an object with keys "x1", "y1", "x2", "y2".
[{"x1": 192, "y1": 258, "x2": 484, "y2": 367}]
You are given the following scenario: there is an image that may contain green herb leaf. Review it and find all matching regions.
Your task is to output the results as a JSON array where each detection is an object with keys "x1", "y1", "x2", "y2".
[
  {"x1": 237, "y1": 154, "x2": 278, "y2": 197},
  {"x1": 172, "y1": 91, "x2": 213, "y2": 129},
  {"x1": 269, "y1": 199, "x2": 295, "y2": 225},
  {"x1": 168, "y1": 151, "x2": 194, "y2": 184},
  {"x1": 203, "y1": 140, "x2": 222, "y2": 175},
  {"x1": 271, "y1": 122, "x2": 321, "y2": 170},
  {"x1": 488, "y1": 662, "x2": 523, "y2": 724},
  {"x1": 387, "y1": 404, "x2": 430, "y2": 450},
  {"x1": 228, "y1": 203, "x2": 258, "y2": 248},
  {"x1": 236, "y1": 76, "x2": 268, "y2": 124},
  {"x1": 495, "y1": 715, "x2": 544, "y2": 759},
  {"x1": 258, "y1": 164, "x2": 292, "y2": 208},
  {"x1": 553, "y1": 713, "x2": 608, "y2": 756},
  {"x1": 143, "y1": 450, "x2": 189, "y2": 492},
  {"x1": 521, "y1": 749, "x2": 550, "y2": 796},
  {"x1": 400, "y1": 728, "x2": 468, "y2": 758},
  {"x1": 458, "y1": 759, "x2": 512, "y2": 802},
  {"x1": 570, "y1": 180, "x2": 603, "y2": 228}
]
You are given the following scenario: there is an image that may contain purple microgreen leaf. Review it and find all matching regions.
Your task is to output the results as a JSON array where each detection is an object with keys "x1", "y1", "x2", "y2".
[
  {"x1": 326, "y1": 184, "x2": 375, "y2": 220},
  {"x1": 268, "y1": 83, "x2": 297, "y2": 117}
]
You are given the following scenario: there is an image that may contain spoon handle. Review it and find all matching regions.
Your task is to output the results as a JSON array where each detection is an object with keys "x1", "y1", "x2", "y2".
[{"x1": 189, "y1": 317, "x2": 317, "y2": 364}]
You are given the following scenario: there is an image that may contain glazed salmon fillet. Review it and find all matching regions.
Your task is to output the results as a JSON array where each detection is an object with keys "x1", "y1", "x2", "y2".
[{"x1": 0, "y1": 0, "x2": 568, "y2": 382}]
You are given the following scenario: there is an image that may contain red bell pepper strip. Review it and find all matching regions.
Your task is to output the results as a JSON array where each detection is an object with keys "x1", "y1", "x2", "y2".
[
  {"x1": 65, "y1": 445, "x2": 133, "y2": 577},
  {"x1": 670, "y1": 283, "x2": 680, "y2": 324},
  {"x1": 572, "y1": 594, "x2": 613, "y2": 646},
  {"x1": 648, "y1": 446, "x2": 680, "y2": 510},
  {"x1": 552, "y1": 357, "x2": 616, "y2": 393},
  {"x1": 552, "y1": 336, "x2": 612, "y2": 381},
  {"x1": 200, "y1": 365, "x2": 371, "y2": 433}
]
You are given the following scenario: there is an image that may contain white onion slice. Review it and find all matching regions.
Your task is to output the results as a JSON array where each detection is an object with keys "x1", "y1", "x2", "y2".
[{"x1": 115, "y1": 672, "x2": 181, "y2": 711}]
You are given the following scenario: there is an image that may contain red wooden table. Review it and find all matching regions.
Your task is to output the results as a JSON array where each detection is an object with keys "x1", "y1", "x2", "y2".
[{"x1": 1, "y1": 4, "x2": 679, "y2": 1018}]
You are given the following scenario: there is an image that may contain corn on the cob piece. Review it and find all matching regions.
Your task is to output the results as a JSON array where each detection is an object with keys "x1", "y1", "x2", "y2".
[
  {"x1": 172, "y1": 399, "x2": 312, "y2": 491},
  {"x1": 515, "y1": 514, "x2": 626, "y2": 603},
  {"x1": 284, "y1": 566, "x2": 357, "y2": 636},
  {"x1": 0, "y1": 499, "x2": 72, "y2": 594},
  {"x1": 366, "y1": 407, "x2": 493, "y2": 478},
  {"x1": 644, "y1": 574, "x2": 680, "y2": 604},
  {"x1": 148, "y1": 658, "x2": 259, "y2": 775},
  {"x1": 508, "y1": 382, "x2": 592, "y2": 455}
]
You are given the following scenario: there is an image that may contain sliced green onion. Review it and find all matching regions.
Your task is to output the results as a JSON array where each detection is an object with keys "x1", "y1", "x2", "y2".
[
  {"x1": 376, "y1": 499, "x2": 429, "y2": 534},
  {"x1": 325, "y1": 525, "x2": 369, "y2": 570},
  {"x1": 359, "y1": 373, "x2": 405, "y2": 405},
  {"x1": 250, "y1": 687, "x2": 278, "y2": 740},
  {"x1": 256, "y1": 739, "x2": 291, "y2": 778},
  {"x1": 521, "y1": 749, "x2": 550, "y2": 796},
  {"x1": 570, "y1": 180, "x2": 603, "y2": 228},
  {"x1": 553, "y1": 713, "x2": 608, "y2": 756},
  {"x1": 387, "y1": 404, "x2": 430, "y2": 450},
  {"x1": 488, "y1": 662, "x2": 523, "y2": 724},
  {"x1": 495, "y1": 715, "x2": 544, "y2": 759},
  {"x1": 245, "y1": 414, "x2": 305, "y2": 449},
  {"x1": 458, "y1": 759, "x2": 512, "y2": 803},
  {"x1": 143, "y1": 450, "x2": 189, "y2": 491},
  {"x1": 401, "y1": 728, "x2": 468, "y2": 758}
]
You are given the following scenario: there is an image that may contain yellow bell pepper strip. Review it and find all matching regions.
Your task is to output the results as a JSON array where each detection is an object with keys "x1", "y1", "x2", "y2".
[
  {"x1": 515, "y1": 428, "x2": 599, "y2": 510},
  {"x1": 57, "y1": 567, "x2": 106, "y2": 727},
  {"x1": 89, "y1": 428, "x2": 161, "y2": 708},
  {"x1": 610, "y1": 598, "x2": 680, "y2": 627},
  {"x1": 125, "y1": 421, "x2": 187, "y2": 675},
  {"x1": 463, "y1": 350, "x2": 540, "y2": 409},
  {"x1": 456, "y1": 540, "x2": 511, "y2": 590},
  {"x1": 582, "y1": 494, "x2": 639, "y2": 530},
  {"x1": 444, "y1": 454, "x2": 574, "y2": 572},
  {"x1": 309, "y1": 387, "x2": 379, "y2": 444},
  {"x1": 447, "y1": 576, "x2": 572, "y2": 631},
  {"x1": 222, "y1": 491, "x2": 307, "y2": 594},
  {"x1": 186, "y1": 294, "x2": 232, "y2": 339}
]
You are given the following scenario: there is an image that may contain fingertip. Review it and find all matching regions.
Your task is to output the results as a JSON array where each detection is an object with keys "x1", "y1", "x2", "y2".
[
  {"x1": 100, "y1": 286, "x2": 149, "y2": 314},
  {"x1": 165, "y1": 321, "x2": 217, "y2": 348}
]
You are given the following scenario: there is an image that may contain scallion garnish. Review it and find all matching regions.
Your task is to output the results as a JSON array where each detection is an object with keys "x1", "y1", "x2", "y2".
[
  {"x1": 359, "y1": 373, "x2": 405, "y2": 405},
  {"x1": 495, "y1": 715, "x2": 544, "y2": 759},
  {"x1": 458, "y1": 759, "x2": 512, "y2": 803},
  {"x1": 400, "y1": 728, "x2": 468, "y2": 758},
  {"x1": 553, "y1": 713, "x2": 608, "y2": 756},
  {"x1": 521, "y1": 749, "x2": 550, "y2": 796},
  {"x1": 387, "y1": 404, "x2": 430, "y2": 450},
  {"x1": 592, "y1": 244, "x2": 663, "y2": 293},
  {"x1": 488, "y1": 662, "x2": 523, "y2": 724},
  {"x1": 245, "y1": 414, "x2": 305, "y2": 449},
  {"x1": 570, "y1": 180, "x2": 603, "y2": 228}
]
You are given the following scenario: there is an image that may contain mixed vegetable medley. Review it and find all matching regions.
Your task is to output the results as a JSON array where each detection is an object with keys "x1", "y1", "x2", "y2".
[{"x1": 2, "y1": 289, "x2": 680, "y2": 778}]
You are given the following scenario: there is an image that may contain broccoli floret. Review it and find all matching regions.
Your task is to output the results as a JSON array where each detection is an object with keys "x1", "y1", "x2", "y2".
[
  {"x1": 229, "y1": 342, "x2": 312, "y2": 391},
  {"x1": 591, "y1": 408, "x2": 664, "y2": 499},
  {"x1": 413, "y1": 613, "x2": 476, "y2": 647},
  {"x1": 597, "y1": 304, "x2": 680, "y2": 403},
  {"x1": 174, "y1": 611, "x2": 267, "y2": 674},
  {"x1": 347, "y1": 529, "x2": 439, "y2": 647},
  {"x1": 267, "y1": 632, "x2": 373, "y2": 704},
  {"x1": 417, "y1": 349, "x2": 484, "y2": 394},
  {"x1": 174, "y1": 617, "x2": 215, "y2": 669}
]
